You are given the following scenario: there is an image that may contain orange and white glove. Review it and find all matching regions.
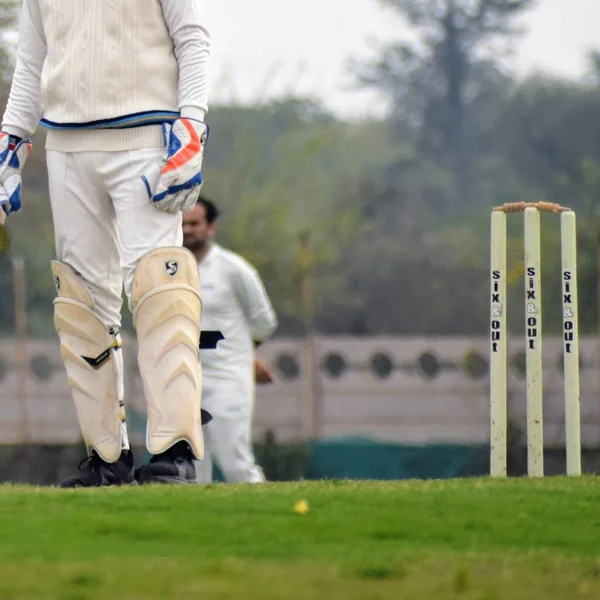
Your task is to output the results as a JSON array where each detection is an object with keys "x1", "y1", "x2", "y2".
[{"x1": 142, "y1": 118, "x2": 208, "y2": 214}]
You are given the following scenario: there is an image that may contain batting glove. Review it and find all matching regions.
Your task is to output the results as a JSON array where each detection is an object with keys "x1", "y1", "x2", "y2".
[
  {"x1": 142, "y1": 118, "x2": 208, "y2": 214},
  {"x1": 0, "y1": 133, "x2": 32, "y2": 223}
]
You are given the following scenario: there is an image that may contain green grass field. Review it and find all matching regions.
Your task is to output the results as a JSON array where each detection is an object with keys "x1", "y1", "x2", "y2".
[{"x1": 1, "y1": 477, "x2": 600, "y2": 599}]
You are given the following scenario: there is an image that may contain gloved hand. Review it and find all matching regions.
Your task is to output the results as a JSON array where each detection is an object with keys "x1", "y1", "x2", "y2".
[
  {"x1": 142, "y1": 118, "x2": 208, "y2": 214},
  {"x1": 0, "y1": 132, "x2": 32, "y2": 225}
]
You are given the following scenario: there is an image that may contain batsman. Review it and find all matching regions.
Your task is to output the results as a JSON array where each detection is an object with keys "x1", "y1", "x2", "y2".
[{"x1": 0, "y1": 0, "x2": 211, "y2": 486}]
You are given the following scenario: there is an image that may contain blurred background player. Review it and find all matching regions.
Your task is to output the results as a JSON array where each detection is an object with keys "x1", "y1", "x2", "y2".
[
  {"x1": 183, "y1": 197, "x2": 278, "y2": 483},
  {"x1": 0, "y1": 0, "x2": 211, "y2": 486}
]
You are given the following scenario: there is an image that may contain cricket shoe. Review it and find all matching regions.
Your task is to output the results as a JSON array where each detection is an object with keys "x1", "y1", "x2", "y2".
[
  {"x1": 60, "y1": 449, "x2": 136, "y2": 488},
  {"x1": 134, "y1": 440, "x2": 196, "y2": 485}
]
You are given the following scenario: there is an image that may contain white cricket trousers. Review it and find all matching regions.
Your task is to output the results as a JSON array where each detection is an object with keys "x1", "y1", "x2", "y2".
[
  {"x1": 194, "y1": 407, "x2": 265, "y2": 484},
  {"x1": 46, "y1": 148, "x2": 182, "y2": 328}
]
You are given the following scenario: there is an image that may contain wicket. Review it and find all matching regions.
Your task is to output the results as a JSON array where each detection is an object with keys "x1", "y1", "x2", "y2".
[{"x1": 489, "y1": 201, "x2": 581, "y2": 477}]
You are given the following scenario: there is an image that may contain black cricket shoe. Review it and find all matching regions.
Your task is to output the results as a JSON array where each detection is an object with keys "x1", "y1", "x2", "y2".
[
  {"x1": 134, "y1": 441, "x2": 196, "y2": 485},
  {"x1": 60, "y1": 449, "x2": 136, "y2": 488}
]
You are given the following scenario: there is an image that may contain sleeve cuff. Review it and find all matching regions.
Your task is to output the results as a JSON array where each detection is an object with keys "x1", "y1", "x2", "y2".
[
  {"x1": 180, "y1": 107, "x2": 206, "y2": 122},
  {"x1": 2, "y1": 125, "x2": 31, "y2": 139}
]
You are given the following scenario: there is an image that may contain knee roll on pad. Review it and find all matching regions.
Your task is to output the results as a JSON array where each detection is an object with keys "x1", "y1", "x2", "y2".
[
  {"x1": 131, "y1": 246, "x2": 204, "y2": 460},
  {"x1": 51, "y1": 261, "x2": 126, "y2": 463}
]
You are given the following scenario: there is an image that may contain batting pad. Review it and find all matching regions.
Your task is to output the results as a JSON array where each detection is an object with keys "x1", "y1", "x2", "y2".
[
  {"x1": 131, "y1": 247, "x2": 204, "y2": 460},
  {"x1": 51, "y1": 261, "x2": 126, "y2": 463}
]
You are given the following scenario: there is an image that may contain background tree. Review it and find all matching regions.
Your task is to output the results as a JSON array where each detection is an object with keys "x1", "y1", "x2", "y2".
[
  {"x1": 356, "y1": 0, "x2": 535, "y2": 207},
  {"x1": 0, "y1": 0, "x2": 19, "y2": 81}
]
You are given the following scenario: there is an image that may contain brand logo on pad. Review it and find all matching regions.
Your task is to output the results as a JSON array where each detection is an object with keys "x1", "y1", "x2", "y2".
[
  {"x1": 165, "y1": 261, "x2": 178, "y2": 276},
  {"x1": 54, "y1": 275, "x2": 60, "y2": 292}
]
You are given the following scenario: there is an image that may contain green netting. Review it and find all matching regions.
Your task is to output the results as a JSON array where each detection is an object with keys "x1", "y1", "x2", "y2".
[
  {"x1": 303, "y1": 438, "x2": 489, "y2": 480},
  {"x1": 208, "y1": 438, "x2": 490, "y2": 482}
]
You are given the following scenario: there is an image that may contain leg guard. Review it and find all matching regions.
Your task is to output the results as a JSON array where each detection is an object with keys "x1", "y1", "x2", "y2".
[
  {"x1": 131, "y1": 247, "x2": 204, "y2": 459},
  {"x1": 51, "y1": 261, "x2": 128, "y2": 463}
]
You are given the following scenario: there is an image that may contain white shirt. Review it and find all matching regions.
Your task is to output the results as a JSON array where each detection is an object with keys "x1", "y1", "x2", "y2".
[
  {"x1": 198, "y1": 244, "x2": 278, "y2": 407},
  {"x1": 2, "y1": 0, "x2": 210, "y2": 152}
]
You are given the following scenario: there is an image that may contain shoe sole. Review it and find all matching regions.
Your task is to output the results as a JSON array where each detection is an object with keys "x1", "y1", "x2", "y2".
[
  {"x1": 136, "y1": 474, "x2": 193, "y2": 485},
  {"x1": 60, "y1": 480, "x2": 138, "y2": 489},
  {"x1": 134, "y1": 468, "x2": 194, "y2": 485},
  {"x1": 140, "y1": 478, "x2": 192, "y2": 485}
]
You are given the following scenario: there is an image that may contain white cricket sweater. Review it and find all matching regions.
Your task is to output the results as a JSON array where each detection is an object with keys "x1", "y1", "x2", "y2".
[
  {"x1": 2, "y1": 0, "x2": 210, "y2": 152},
  {"x1": 198, "y1": 244, "x2": 278, "y2": 410}
]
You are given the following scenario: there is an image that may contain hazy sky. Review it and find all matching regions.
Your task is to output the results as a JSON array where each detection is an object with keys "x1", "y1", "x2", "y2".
[{"x1": 202, "y1": 0, "x2": 600, "y2": 119}]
